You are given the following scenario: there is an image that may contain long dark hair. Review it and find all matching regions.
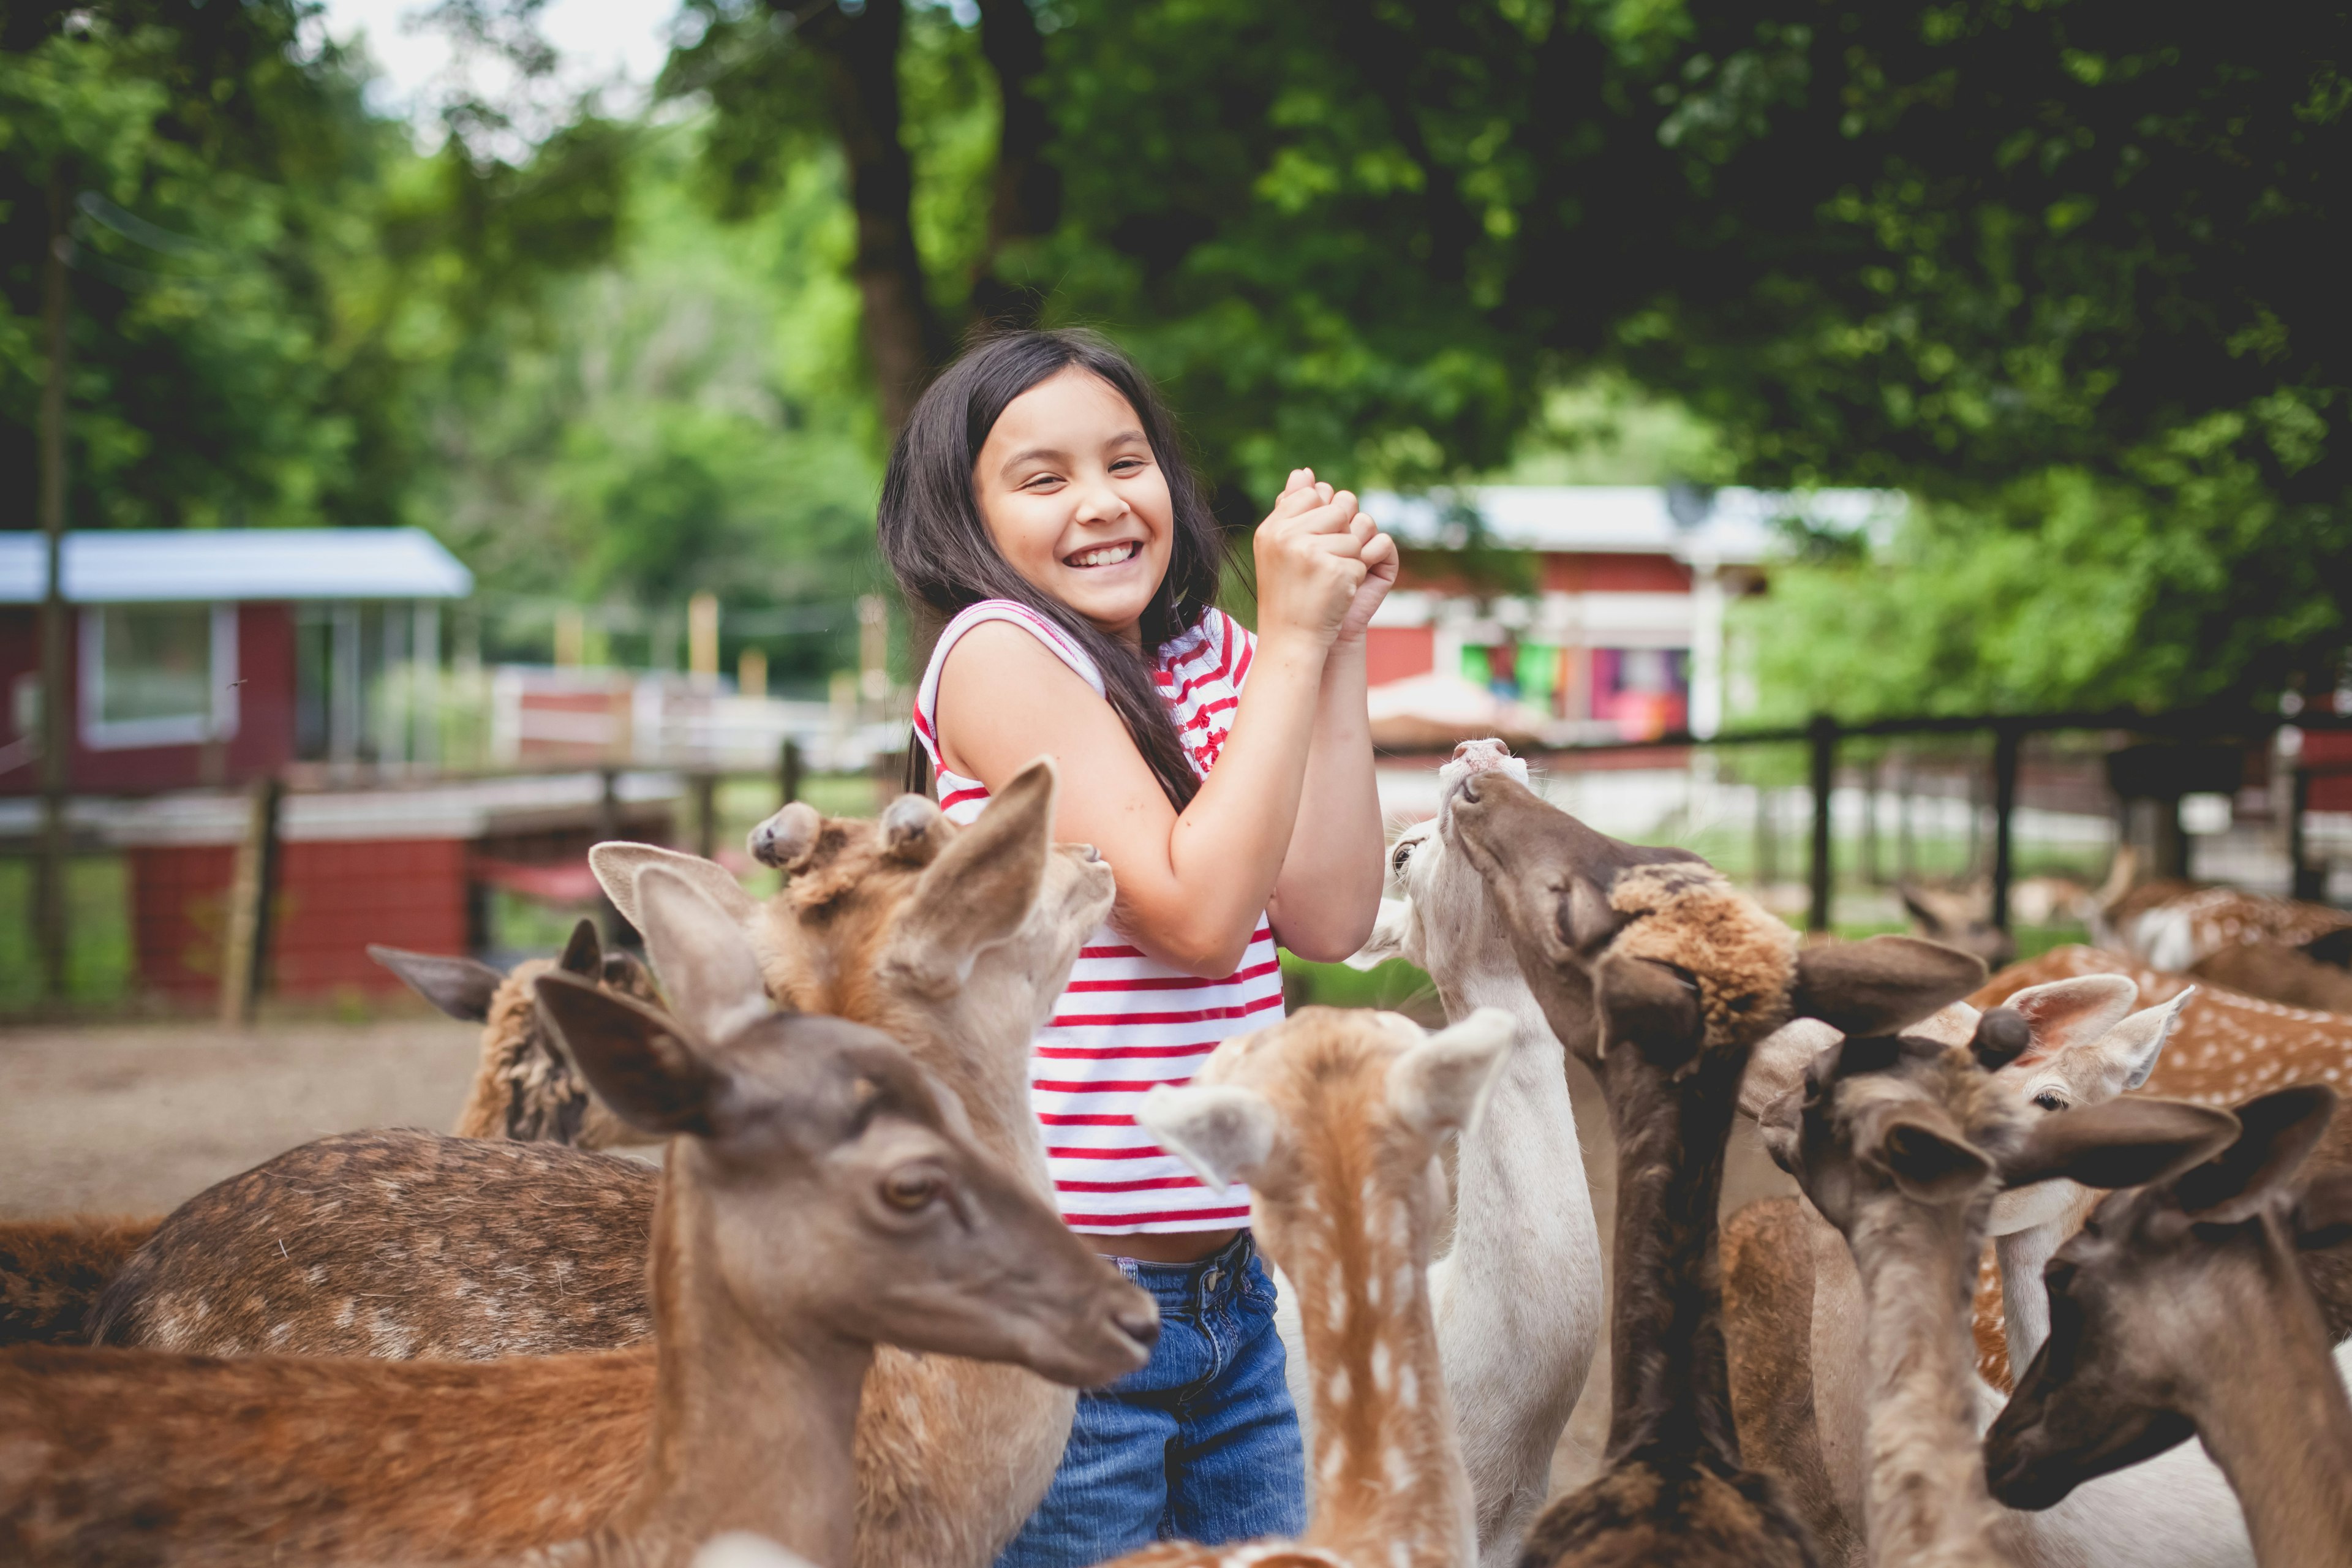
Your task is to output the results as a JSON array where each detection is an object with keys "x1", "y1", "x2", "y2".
[{"x1": 880, "y1": 329, "x2": 1230, "y2": 811}]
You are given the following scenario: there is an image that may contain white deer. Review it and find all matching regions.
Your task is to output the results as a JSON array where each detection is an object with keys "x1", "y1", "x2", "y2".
[{"x1": 1275, "y1": 739, "x2": 1604, "y2": 1568}]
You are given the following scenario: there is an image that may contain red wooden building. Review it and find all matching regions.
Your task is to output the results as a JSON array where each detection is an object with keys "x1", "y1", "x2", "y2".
[{"x1": 0, "y1": 530, "x2": 655, "y2": 1001}]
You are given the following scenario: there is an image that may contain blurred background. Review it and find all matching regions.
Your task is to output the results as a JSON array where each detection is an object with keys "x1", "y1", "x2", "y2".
[{"x1": 2, "y1": 0, "x2": 2347, "y2": 1034}]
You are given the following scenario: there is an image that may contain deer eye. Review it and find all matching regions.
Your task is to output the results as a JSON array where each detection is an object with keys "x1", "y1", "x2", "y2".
[
  {"x1": 2033, "y1": 1090, "x2": 2068, "y2": 1112},
  {"x1": 1392, "y1": 840, "x2": 1418, "y2": 875},
  {"x1": 881, "y1": 1170, "x2": 943, "y2": 1212}
]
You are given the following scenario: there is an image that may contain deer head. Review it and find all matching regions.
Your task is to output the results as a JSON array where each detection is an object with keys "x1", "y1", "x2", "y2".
[
  {"x1": 588, "y1": 758, "x2": 1115, "y2": 1170},
  {"x1": 1986, "y1": 1084, "x2": 2352, "y2": 1511},
  {"x1": 1768, "y1": 1008, "x2": 2235, "y2": 1239},
  {"x1": 1443, "y1": 771, "x2": 1988, "y2": 1072},
  {"x1": 1347, "y1": 741, "x2": 1530, "y2": 1006},
  {"x1": 535, "y1": 865, "x2": 1158, "y2": 1387}
]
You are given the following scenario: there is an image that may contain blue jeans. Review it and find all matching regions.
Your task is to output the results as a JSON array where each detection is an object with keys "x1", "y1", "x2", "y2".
[{"x1": 994, "y1": 1232, "x2": 1306, "y2": 1567}]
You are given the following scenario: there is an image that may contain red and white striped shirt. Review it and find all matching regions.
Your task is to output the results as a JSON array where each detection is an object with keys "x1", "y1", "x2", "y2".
[{"x1": 913, "y1": 599, "x2": 1285, "y2": 1234}]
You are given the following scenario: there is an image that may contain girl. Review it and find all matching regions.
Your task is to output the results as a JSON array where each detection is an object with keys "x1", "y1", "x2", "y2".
[{"x1": 878, "y1": 329, "x2": 1395, "y2": 1565}]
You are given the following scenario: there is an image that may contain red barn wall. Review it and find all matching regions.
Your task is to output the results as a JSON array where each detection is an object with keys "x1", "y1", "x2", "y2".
[
  {"x1": 0, "y1": 603, "x2": 296, "y2": 796},
  {"x1": 129, "y1": 836, "x2": 469, "y2": 1000}
]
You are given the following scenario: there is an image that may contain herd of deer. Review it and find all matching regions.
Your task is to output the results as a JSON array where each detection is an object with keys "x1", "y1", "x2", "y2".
[{"x1": 4, "y1": 740, "x2": 2351, "y2": 1568}]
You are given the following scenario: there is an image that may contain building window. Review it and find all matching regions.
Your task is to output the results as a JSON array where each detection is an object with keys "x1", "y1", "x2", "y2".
[{"x1": 80, "y1": 603, "x2": 239, "y2": 750}]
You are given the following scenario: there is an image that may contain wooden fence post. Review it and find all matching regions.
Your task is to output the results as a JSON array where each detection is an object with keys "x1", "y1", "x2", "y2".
[
  {"x1": 218, "y1": 775, "x2": 284, "y2": 1027},
  {"x1": 1807, "y1": 715, "x2": 1837, "y2": 935},
  {"x1": 1990, "y1": 723, "x2": 2021, "y2": 933}
]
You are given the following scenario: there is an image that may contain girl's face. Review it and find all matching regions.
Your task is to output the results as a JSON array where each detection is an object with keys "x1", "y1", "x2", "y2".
[{"x1": 973, "y1": 366, "x2": 1175, "y2": 646}]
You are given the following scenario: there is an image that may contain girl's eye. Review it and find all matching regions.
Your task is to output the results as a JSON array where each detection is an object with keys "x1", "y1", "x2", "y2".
[
  {"x1": 1110, "y1": 456, "x2": 1146, "y2": 473},
  {"x1": 2033, "y1": 1090, "x2": 2067, "y2": 1112}
]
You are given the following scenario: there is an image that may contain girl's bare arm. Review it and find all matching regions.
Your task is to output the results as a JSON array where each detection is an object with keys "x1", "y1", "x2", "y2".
[{"x1": 938, "y1": 491, "x2": 1370, "y2": 979}]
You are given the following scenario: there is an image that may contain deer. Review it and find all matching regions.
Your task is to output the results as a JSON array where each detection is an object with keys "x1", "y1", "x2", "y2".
[
  {"x1": 1757, "y1": 1000, "x2": 2241, "y2": 1568},
  {"x1": 370, "y1": 915, "x2": 662, "y2": 1148},
  {"x1": 0, "y1": 866, "x2": 1159, "y2": 1568},
  {"x1": 1071, "y1": 1004, "x2": 1513, "y2": 1568},
  {"x1": 2093, "y1": 851, "x2": 2352, "y2": 974},
  {"x1": 87, "y1": 760, "x2": 1123, "y2": 1568},
  {"x1": 1974, "y1": 944, "x2": 2352, "y2": 1350},
  {"x1": 1986, "y1": 1084, "x2": 2352, "y2": 1568},
  {"x1": 0, "y1": 918, "x2": 657, "y2": 1351},
  {"x1": 1265, "y1": 738, "x2": 1602, "y2": 1568},
  {"x1": 1441, "y1": 766, "x2": 1989, "y2": 1568}
]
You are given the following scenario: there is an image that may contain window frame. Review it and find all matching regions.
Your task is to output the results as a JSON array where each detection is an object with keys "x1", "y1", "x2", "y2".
[{"x1": 78, "y1": 601, "x2": 241, "y2": 751}]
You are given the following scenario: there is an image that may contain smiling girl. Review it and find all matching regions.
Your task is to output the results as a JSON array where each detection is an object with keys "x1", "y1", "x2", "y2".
[{"x1": 878, "y1": 330, "x2": 1393, "y2": 1564}]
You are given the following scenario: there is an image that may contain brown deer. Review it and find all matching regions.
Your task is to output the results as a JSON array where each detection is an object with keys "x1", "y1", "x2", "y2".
[
  {"x1": 0, "y1": 919, "x2": 654, "y2": 1351},
  {"x1": 371, "y1": 915, "x2": 661, "y2": 1147},
  {"x1": 1098, "y1": 1003, "x2": 1515, "y2": 1568},
  {"x1": 0, "y1": 867, "x2": 1158, "y2": 1568},
  {"x1": 89, "y1": 761, "x2": 1120, "y2": 1568},
  {"x1": 1442, "y1": 770, "x2": 1987, "y2": 1568},
  {"x1": 1986, "y1": 1085, "x2": 2352, "y2": 1568},
  {"x1": 1973, "y1": 944, "x2": 2352, "y2": 1357},
  {"x1": 1760, "y1": 1005, "x2": 2237, "y2": 1568}
]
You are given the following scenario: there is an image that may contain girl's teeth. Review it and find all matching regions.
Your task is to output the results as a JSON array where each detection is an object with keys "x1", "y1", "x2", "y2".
[{"x1": 1071, "y1": 543, "x2": 1136, "y2": 567}]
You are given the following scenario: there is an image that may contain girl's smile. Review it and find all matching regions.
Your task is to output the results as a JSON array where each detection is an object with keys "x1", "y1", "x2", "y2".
[{"x1": 974, "y1": 366, "x2": 1176, "y2": 647}]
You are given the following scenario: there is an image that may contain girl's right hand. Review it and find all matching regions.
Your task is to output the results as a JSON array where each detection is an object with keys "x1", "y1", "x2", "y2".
[{"x1": 1254, "y1": 469, "x2": 1369, "y2": 650}]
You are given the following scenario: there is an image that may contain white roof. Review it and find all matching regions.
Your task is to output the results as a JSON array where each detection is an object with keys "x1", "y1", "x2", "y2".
[
  {"x1": 1364, "y1": 484, "x2": 1905, "y2": 565},
  {"x1": 0, "y1": 529, "x2": 473, "y2": 604}
]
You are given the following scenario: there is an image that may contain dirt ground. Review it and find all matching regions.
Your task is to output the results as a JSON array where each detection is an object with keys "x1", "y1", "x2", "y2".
[{"x1": 0, "y1": 1010, "x2": 1793, "y2": 1501}]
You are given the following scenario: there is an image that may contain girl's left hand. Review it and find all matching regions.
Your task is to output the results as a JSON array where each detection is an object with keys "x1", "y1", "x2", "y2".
[{"x1": 1283, "y1": 469, "x2": 1395, "y2": 646}]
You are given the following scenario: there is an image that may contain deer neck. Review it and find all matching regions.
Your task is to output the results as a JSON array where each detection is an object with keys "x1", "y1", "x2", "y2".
[
  {"x1": 2173, "y1": 1256, "x2": 2352, "y2": 1568},
  {"x1": 1433, "y1": 971, "x2": 1589, "y2": 1303},
  {"x1": 614, "y1": 1155, "x2": 869, "y2": 1565},
  {"x1": 1599, "y1": 1042, "x2": 1742, "y2": 1472},
  {"x1": 1286, "y1": 1167, "x2": 1477, "y2": 1568},
  {"x1": 1992, "y1": 1186, "x2": 2095, "y2": 1373},
  {"x1": 1849, "y1": 1193, "x2": 2007, "y2": 1566}
]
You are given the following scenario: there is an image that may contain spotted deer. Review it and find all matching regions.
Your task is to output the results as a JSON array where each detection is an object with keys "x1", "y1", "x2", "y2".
[
  {"x1": 1313, "y1": 739, "x2": 1604, "y2": 1568},
  {"x1": 1444, "y1": 769, "x2": 1988, "y2": 1568},
  {"x1": 1759, "y1": 1003, "x2": 2239, "y2": 1568},
  {"x1": 2094, "y1": 863, "x2": 2352, "y2": 974},
  {"x1": 0, "y1": 919, "x2": 655, "y2": 1351},
  {"x1": 0, "y1": 867, "x2": 1158, "y2": 1568},
  {"x1": 89, "y1": 760, "x2": 1121, "y2": 1568},
  {"x1": 1099, "y1": 1004, "x2": 1517, "y2": 1568},
  {"x1": 1987, "y1": 1085, "x2": 2352, "y2": 1568}
]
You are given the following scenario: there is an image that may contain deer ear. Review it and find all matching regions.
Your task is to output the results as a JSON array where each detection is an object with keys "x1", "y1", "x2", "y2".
[
  {"x1": 1558, "y1": 876, "x2": 1630, "y2": 956},
  {"x1": 1740, "y1": 1018, "x2": 1843, "y2": 1121},
  {"x1": 2003, "y1": 974, "x2": 2138, "y2": 1061},
  {"x1": 1897, "y1": 884, "x2": 1944, "y2": 935},
  {"x1": 2293, "y1": 1169, "x2": 2352, "y2": 1253},
  {"x1": 879, "y1": 794, "x2": 949, "y2": 867},
  {"x1": 1390, "y1": 1008, "x2": 1515, "y2": 1137},
  {"x1": 2002, "y1": 1097, "x2": 2241, "y2": 1191},
  {"x1": 1347, "y1": 897, "x2": 1419, "y2": 971},
  {"x1": 1792, "y1": 937, "x2": 1987, "y2": 1035},
  {"x1": 637, "y1": 865, "x2": 773, "y2": 1044},
  {"x1": 1137, "y1": 1084, "x2": 1278, "y2": 1195},
  {"x1": 533, "y1": 971, "x2": 722, "y2": 1137},
  {"x1": 1594, "y1": 952, "x2": 1701, "y2": 1066},
  {"x1": 369, "y1": 947, "x2": 506, "y2": 1023},
  {"x1": 1875, "y1": 1114, "x2": 1992, "y2": 1203},
  {"x1": 591, "y1": 842, "x2": 761, "y2": 933},
  {"x1": 2093, "y1": 989, "x2": 2194, "y2": 1092},
  {"x1": 2177, "y1": 1084, "x2": 2340, "y2": 1224},
  {"x1": 749, "y1": 801, "x2": 823, "y2": 872},
  {"x1": 889, "y1": 758, "x2": 1056, "y2": 993},
  {"x1": 557, "y1": 918, "x2": 603, "y2": 978}
]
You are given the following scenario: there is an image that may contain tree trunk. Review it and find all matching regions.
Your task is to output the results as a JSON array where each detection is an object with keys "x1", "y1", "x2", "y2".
[
  {"x1": 36, "y1": 165, "x2": 72, "y2": 1003},
  {"x1": 971, "y1": 0, "x2": 1060, "y2": 330},
  {"x1": 803, "y1": 0, "x2": 949, "y2": 433}
]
